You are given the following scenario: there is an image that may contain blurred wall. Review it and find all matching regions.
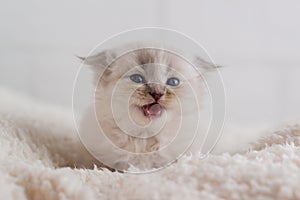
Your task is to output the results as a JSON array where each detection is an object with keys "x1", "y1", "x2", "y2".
[{"x1": 0, "y1": 0, "x2": 299, "y2": 127}]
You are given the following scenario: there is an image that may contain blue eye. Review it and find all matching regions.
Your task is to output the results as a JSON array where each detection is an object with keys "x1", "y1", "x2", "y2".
[
  {"x1": 166, "y1": 77, "x2": 180, "y2": 86},
  {"x1": 130, "y1": 74, "x2": 145, "y2": 84}
]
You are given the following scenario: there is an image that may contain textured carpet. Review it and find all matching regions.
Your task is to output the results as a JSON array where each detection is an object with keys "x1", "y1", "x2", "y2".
[{"x1": 0, "y1": 88, "x2": 299, "y2": 200}]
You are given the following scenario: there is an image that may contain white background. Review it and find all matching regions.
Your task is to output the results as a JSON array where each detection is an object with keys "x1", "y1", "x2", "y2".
[{"x1": 0, "y1": 0, "x2": 299, "y2": 129}]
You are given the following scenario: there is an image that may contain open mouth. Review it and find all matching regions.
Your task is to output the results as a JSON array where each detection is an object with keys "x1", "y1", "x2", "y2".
[{"x1": 141, "y1": 103, "x2": 163, "y2": 118}]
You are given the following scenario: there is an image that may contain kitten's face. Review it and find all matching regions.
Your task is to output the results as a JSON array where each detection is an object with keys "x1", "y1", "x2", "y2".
[
  {"x1": 95, "y1": 50, "x2": 202, "y2": 129},
  {"x1": 120, "y1": 64, "x2": 180, "y2": 121}
]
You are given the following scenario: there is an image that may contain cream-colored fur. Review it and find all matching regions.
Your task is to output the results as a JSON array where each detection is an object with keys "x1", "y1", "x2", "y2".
[{"x1": 80, "y1": 47, "x2": 211, "y2": 170}]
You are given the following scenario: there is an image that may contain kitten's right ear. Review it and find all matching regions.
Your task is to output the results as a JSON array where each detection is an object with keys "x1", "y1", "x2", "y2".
[
  {"x1": 77, "y1": 50, "x2": 116, "y2": 68},
  {"x1": 194, "y1": 56, "x2": 221, "y2": 72}
]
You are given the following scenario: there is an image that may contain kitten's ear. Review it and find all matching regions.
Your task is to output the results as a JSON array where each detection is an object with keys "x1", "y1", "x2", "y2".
[
  {"x1": 77, "y1": 50, "x2": 116, "y2": 68},
  {"x1": 194, "y1": 56, "x2": 221, "y2": 72},
  {"x1": 77, "y1": 50, "x2": 116, "y2": 85}
]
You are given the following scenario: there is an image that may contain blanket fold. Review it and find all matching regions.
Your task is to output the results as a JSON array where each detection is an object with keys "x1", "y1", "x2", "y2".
[{"x1": 0, "y1": 88, "x2": 299, "y2": 200}]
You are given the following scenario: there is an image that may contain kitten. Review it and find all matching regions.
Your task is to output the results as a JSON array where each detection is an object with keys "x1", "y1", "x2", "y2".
[{"x1": 80, "y1": 45, "x2": 216, "y2": 171}]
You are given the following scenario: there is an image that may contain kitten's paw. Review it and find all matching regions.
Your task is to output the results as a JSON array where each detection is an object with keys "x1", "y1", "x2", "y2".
[{"x1": 113, "y1": 161, "x2": 129, "y2": 171}]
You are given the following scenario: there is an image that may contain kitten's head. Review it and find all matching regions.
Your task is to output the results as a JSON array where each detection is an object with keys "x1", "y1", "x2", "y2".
[{"x1": 82, "y1": 47, "x2": 216, "y2": 130}]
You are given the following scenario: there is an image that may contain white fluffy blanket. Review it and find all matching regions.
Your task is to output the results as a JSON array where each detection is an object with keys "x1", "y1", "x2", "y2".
[{"x1": 0, "y1": 88, "x2": 299, "y2": 200}]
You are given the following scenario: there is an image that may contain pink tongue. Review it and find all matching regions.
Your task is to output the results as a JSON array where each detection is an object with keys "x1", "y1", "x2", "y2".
[{"x1": 147, "y1": 103, "x2": 162, "y2": 116}]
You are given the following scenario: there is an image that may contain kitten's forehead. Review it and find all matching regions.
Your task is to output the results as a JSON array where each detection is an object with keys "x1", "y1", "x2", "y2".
[
  {"x1": 141, "y1": 64, "x2": 168, "y2": 82},
  {"x1": 110, "y1": 48, "x2": 199, "y2": 82},
  {"x1": 137, "y1": 49, "x2": 198, "y2": 75},
  {"x1": 132, "y1": 49, "x2": 195, "y2": 73}
]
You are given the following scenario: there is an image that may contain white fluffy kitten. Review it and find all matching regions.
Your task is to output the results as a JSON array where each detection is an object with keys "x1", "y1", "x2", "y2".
[{"x1": 80, "y1": 46, "x2": 216, "y2": 171}]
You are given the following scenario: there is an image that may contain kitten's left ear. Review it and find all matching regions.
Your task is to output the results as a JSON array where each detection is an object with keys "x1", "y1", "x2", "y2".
[
  {"x1": 77, "y1": 50, "x2": 116, "y2": 68},
  {"x1": 194, "y1": 56, "x2": 221, "y2": 72}
]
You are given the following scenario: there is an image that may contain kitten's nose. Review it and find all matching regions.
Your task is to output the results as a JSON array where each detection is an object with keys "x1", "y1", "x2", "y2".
[{"x1": 149, "y1": 92, "x2": 164, "y2": 101}]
